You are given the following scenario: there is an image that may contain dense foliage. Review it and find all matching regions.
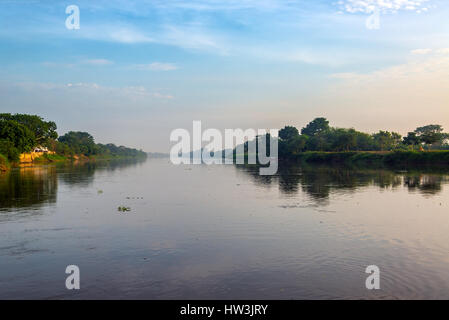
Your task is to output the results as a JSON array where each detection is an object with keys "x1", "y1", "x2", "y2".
[
  {"x1": 0, "y1": 120, "x2": 36, "y2": 160},
  {"x1": 278, "y1": 118, "x2": 449, "y2": 158},
  {"x1": 0, "y1": 113, "x2": 146, "y2": 162},
  {"x1": 0, "y1": 113, "x2": 57, "y2": 145},
  {"x1": 56, "y1": 131, "x2": 146, "y2": 158}
]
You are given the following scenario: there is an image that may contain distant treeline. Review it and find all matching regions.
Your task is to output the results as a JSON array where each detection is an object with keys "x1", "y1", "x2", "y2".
[
  {"x1": 278, "y1": 118, "x2": 449, "y2": 158},
  {"x1": 0, "y1": 113, "x2": 146, "y2": 162}
]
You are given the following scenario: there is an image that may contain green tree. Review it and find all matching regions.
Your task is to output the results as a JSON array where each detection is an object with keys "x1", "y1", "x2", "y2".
[
  {"x1": 58, "y1": 131, "x2": 97, "y2": 155},
  {"x1": 0, "y1": 113, "x2": 57, "y2": 145},
  {"x1": 403, "y1": 132, "x2": 420, "y2": 146},
  {"x1": 372, "y1": 131, "x2": 401, "y2": 151},
  {"x1": 331, "y1": 128, "x2": 357, "y2": 151},
  {"x1": 414, "y1": 124, "x2": 445, "y2": 146},
  {"x1": 354, "y1": 131, "x2": 375, "y2": 151},
  {"x1": 281, "y1": 135, "x2": 309, "y2": 155},
  {"x1": 279, "y1": 126, "x2": 299, "y2": 141},
  {"x1": 0, "y1": 140, "x2": 21, "y2": 162},
  {"x1": 301, "y1": 118, "x2": 330, "y2": 137},
  {"x1": 0, "y1": 119, "x2": 36, "y2": 156},
  {"x1": 306, "y1": 133, "x2": 329, "y2": 151}
]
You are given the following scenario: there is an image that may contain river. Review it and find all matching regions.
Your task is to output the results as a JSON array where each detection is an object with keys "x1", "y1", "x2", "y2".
[{"x1": 1, "y1": 158, "x2": 449, "y2": 299}]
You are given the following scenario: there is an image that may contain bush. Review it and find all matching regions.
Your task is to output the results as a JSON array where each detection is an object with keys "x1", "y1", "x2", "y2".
[{"x1": 0, "y1": 140, "x2": 20, "y2": 162}]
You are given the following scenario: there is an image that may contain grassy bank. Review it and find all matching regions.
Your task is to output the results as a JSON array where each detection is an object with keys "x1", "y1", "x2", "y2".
[
  {"x1": 284, "y1": 151, "x2": 449, "y2": 168},
  {"x1": 33, "y1": 153, "x2": 147, "y2": 164},
  {"x1": 0, "y1": 153, "x2": 10, "y2": 172},
  {"x1": 33, "y1": 153, "x2": 68, "y2": 163}
]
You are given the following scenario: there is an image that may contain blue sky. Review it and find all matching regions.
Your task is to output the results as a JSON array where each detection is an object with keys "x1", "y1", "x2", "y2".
[{"x1": 1, "y1": 0, "x2": 448, "y2": 151}]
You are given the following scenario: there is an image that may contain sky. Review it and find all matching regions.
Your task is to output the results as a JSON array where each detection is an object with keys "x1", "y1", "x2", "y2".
[{"x1": 0, "y1": 0, "x2": 448, "y2": 152}]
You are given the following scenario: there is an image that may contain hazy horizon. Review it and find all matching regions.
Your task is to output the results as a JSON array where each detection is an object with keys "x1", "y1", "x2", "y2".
[{"x1": 1, "y1": 0, "x2": 448, "y2": 152}]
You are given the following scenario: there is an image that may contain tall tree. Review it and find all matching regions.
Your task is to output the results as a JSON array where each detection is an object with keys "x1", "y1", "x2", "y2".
[
  {"x1": 403, "y1": 132, "x2": 420, "y2": 146},
  {"x1": 0, "y1": 113, "x2": 57, "y2": 145},
  {"x1": 58, "y1": 131, "x2": 97, "y2": 155},
  {"x1": 301, "y1": 118, "x2": 330, "y2": 137},
  {"x1": 279, "y1": 126, "x2": 299, "y2": 141},
  {"x1": 414, "y1": 124, "x2": 445, "y2": 146},
  {"x1": 372, "y1": 131, "x2": 401, "y2": 151},
  {"x1": 0, "y1": 119, "x2": 36, "y2": 154}
]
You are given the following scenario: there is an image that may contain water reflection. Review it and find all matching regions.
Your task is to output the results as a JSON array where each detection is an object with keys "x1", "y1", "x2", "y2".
[
  {"x1": 236, "y1": 163, "x2": 449, "y2": 201},
  {"x1": 0, "y1": 158, "x2": 147, "y2": 210},
  {"x1": 1, "y1": 159, "x2": 449, "y2": 299},
  {"x1": 0, "y1": 166, "x2": 57, "y2": 210},
  {"x1": 58, "y1": 157, "x2": 146, "y2": 187}
]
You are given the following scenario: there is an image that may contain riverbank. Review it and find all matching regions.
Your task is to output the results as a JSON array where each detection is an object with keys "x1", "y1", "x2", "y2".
[
  {"x1": 33, "y1": 153, "x2": 147, "y2": 164},
  {"x1": 283, "y1": 151, "x2": 449, "y2": 168},
  {"x1": 0, "y1": 153, "x2": 148, "y2": 172}
]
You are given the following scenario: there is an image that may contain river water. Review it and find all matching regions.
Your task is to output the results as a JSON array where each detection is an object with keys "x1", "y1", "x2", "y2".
[{"x1": 1, "y1": 158, "x2": 449, "y2": 299}]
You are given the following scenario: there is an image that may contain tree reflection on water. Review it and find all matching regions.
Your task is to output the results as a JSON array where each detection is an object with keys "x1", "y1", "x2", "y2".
[{"x1": 236, "y1": 163, "x2": 449, "y2": 202}]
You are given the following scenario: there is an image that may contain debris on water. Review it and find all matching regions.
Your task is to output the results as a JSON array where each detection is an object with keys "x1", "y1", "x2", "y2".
[
  {"x1": 97, "y1": 190, "x2": 103, "y2": 194},
  {"x1": 118, "y1": 206, "x2": 131, "y2": 212}
]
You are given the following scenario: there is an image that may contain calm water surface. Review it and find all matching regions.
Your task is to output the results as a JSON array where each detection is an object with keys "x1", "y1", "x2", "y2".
[{"x1": 1, "y1": 158, "x2": 449, "y2": 299}]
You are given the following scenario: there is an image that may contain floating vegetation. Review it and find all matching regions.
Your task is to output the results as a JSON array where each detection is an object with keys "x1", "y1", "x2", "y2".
[
  {"x1": 97, "y1": 190, "x2": 103, "y2": 194},
  {"x1": 117, "y1": 206, "x2": 131, "y2": 212}
]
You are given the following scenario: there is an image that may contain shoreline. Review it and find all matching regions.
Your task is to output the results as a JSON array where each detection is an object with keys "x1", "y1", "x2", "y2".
[
  {"x1": 0, "y1": 153, "x2": 148, "y2": 172},
  {"x1": 280, "y1": 151, "x2": 449, "y2": 169}
]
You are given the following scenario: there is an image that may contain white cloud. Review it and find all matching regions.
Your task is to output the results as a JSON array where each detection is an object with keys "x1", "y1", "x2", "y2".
[
  {"x1": 107, "y1": 28, "x2": 154, "y2": 44},
  {"x1": 338, "y1": 0, "x2": 432, "y2": 14},
  {"x1": 76, "y1": 24, "x2": 227, "y2": 54},
  {"x1": 411, "y1": 48, "x2": 432, "y2": 55},
  {"x1": 41, "y1": 62, "x2": 76, "y2": 68},
  {"x1": 12, "y1": 81, "x2": 173, "y2": 100},
  {"x1": 134, "y1": 62, "x2": 178, "y2": 71},
  {"x1": 41, "y1": 59, "x2": 114, "y2": 68},
  {"x1": 82, "y1": 59, "x2": 113, "y2": 65},
  {"x1": 161, "y1": 25, "x2": 227, "y2": 53}
]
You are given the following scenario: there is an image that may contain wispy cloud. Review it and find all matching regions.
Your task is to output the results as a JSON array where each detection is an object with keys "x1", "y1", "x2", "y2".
[
  {"x1": 82, "y1": 59, "x2": 113, "y2": 65},
  {"x1": 107, "y1": 28, "x2": 154, "y2": 44},
  {"x1": 161, "y1": 25, "x2": 226, "y2": 53},
  {"x1": 134, "y1": 62, "x2": 178, "y2": 71},
  {"x1": 41, "y1": 62, "x2": 76, "y2": 68},
  {"x1": 338, "y1": 0, "x2": 432, "y2": 14},
  {"x1": 12, "y1": 81, "x2": 174, "y2": 100},
  {"x1": 42, "y1": 59, "x2": 113, "y2": 68},
  {"x1": 411, "y1": 48, "x2": 432, "y2": 55}
]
